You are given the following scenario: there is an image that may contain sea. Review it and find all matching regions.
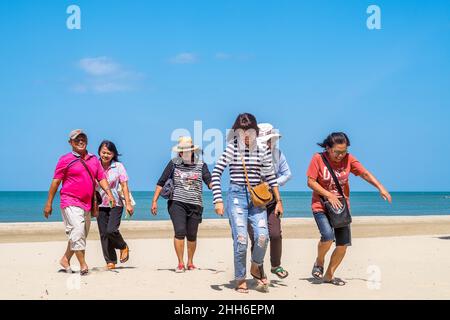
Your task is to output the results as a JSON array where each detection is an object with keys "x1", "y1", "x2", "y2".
[{"x1": 0, "y1": 191, "x2": 449, "y2": 223}]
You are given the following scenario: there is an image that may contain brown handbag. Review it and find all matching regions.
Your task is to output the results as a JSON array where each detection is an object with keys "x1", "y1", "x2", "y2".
[{"x1": 240, "y1": 153, "x2": 273, "y2": 207}]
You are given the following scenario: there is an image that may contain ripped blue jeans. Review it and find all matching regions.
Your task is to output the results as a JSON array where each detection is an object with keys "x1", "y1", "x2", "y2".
[{"x1": 226, "y1": 183, "x2": 269, "y2": 280}]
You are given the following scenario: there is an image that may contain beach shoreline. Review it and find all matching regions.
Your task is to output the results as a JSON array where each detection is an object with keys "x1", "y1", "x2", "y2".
[
  {"x1": 1, "y1": 215, "x2": 449, "y2": 243},
  {"x1": 0, "y1": 216, "x2": 449, "y2": 299}
]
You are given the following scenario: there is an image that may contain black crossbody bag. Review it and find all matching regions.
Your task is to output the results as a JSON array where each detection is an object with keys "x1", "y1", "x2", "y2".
[
  {"x1": 79, "y1": 159, "x2": 102, "y2": 216},
  {"x1": 319, "y1": 153, "x2": 352, "y2": 228}
]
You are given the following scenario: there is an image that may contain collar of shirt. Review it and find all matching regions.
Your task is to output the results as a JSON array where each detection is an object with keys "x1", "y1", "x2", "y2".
[
  {"x1": 106, "y1": 161, "x2": 117, "y2": 171},
  {"x1": 71, "y1": 151, "x2": 95, "y2": 161}
]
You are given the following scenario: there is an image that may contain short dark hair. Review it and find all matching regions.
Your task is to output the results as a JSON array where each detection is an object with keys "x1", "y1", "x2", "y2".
[
  {"x1": 317, "y1": 132, "x2": 351, "y2": 149},
  {"x1": 228, "y1": 113, "x2": 259, "y2": 141},
  {"x1": 98, "y1": 140, "x2": 121, "y2": 162}
]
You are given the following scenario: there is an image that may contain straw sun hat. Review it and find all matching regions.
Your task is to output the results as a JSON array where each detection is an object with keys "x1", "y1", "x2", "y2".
[{"x1": 172, "y1": 136, "x2": 200, "y2": 153}]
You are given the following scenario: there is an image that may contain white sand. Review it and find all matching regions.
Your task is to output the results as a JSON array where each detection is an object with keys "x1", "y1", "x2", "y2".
[{"x1": 1, "y1": 220, "x2": 449, "y2": 299}]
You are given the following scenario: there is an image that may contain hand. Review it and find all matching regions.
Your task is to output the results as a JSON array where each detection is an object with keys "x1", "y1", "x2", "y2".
[
  {"x1": 275, "y1": 201, "x2": 284, "y2": 217},
  {"x1": 326, "y1": 193, "x2": 343, "y2": 210},
  {"x1": 215, "y1": 202, "x2": 224, "y2": 216},
  {"x1": 380, "y1": 188, "x2": 392, "y2": 203},
  {"x1": 126, "y1": 204, "x2": 134, "y2": 216},
  {"x1": 151, "y1": 201, "x2": 158, "y2": 215},
  {"x1": 44, "y1": 203, "x2": 52, "y2": 219},
  {"x1": 91, "y1": 210, "x2": 99, "y2": 218},
  {"x1": 108, "y1": 196, "x2": 116, "y2": 208}
]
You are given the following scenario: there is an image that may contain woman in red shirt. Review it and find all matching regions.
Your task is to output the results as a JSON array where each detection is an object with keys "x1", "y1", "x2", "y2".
[{"x1": 306, "y1": 132, "x2": 392, "y2": 286}]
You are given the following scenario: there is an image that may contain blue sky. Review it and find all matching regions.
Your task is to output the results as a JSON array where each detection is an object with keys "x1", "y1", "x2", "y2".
[{"x1": 1, "y1": 0, "x2": 449, "y2": 191}]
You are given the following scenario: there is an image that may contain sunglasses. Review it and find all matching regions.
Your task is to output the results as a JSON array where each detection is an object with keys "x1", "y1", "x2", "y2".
[
  {"x1": 331, "y1": 149, "x2": 348, "y2": 156},
  {"x1": 73, "y1": 137, "x2": 87, "y2": 143}
]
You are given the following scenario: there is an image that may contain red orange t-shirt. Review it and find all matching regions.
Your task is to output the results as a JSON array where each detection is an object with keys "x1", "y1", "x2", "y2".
[{"x1": 306, "y1": 152, "x2": 367, "y2": 213}]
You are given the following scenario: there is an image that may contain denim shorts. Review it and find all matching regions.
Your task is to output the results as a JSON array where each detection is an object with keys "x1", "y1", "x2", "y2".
[{"x1": 313, "y1": 212, "x2": 352, "y2": 246}]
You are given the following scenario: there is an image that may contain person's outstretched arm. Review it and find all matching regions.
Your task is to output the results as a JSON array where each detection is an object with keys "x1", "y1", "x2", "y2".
[
  {"x1": 44, "y1": 179, "x2": 61, "y2": 219},
  {"x1": 360, "y1": 171, "x2": 392, "y2": 203}
]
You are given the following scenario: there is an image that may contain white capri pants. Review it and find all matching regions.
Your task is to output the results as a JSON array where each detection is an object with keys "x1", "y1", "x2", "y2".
[{"x1": 61, "y1": 206, "x2": 91, "y2": 251}]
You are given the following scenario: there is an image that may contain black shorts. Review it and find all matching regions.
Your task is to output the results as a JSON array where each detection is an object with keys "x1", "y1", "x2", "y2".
[{"x1": 168, "y1": 200, "x2": 203, "y2": 241}]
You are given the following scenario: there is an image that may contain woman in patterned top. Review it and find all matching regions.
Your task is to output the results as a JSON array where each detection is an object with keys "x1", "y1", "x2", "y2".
[
  {"x1": 212, "y1": 113, "x2": 284, "y2": 294},
  {"x1": 97, "y1": 140, "x2": 134, "y2": 270},
  {"x1": 152, "y1": 136, "x2": 212, "y2": 273}
]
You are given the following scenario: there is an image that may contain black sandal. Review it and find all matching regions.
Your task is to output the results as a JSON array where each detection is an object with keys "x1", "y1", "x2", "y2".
[
  {"x1": 80, "y1": 269, "x2": 89, "y2": 276},
  {"x1": 250, "y1": 264, "x2": 269, "y2": 293},
  {"x1": 324, "y1": 277, "x2": 346, "y2": 286},
  {"x1": 312, "y1": 263, "x2": 324, "y2": 280}
]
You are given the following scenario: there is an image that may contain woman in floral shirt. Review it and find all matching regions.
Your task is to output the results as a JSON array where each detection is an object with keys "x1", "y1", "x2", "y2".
[{"x1": 97, "y1": 140, "x2": 134, "y2": 270}]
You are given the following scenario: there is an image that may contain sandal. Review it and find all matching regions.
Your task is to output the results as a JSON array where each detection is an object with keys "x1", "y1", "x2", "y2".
[
  {"x1": 235, "y1": 280, "x2": 249, "y2": 294},
  {"x1": 175, "y1": 263, "x2": 185, "y2": 273},
  {"x1": 271, "y1": 266, "x2": 289, "y2": 279},
  {"x1": 120, "y1": 245, "x2": 130, "y2": 264},
  {"x1": 80, "y1": 269, "x2": 89, "y2": 276},
  {"x1": 235, "y1": 287, "x2": 249, "y2": 294},
  {"x1": 187, "y1": 264, "x2": 197, "y2": 271},
  {"x1": 250, "y1": 263, "x2": 269, "y2": 293},
  {"x1": 324, "y1": 277, "x2": 346, "y2": 286},
  {"x1": 312, "y1": 263, "x2": 324, "y2": 280}
]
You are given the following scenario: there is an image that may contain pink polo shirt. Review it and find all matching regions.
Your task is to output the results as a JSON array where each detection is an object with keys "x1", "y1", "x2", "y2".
[{"x1": 53, "y1": 152, "x2": 105, "y2": 211}]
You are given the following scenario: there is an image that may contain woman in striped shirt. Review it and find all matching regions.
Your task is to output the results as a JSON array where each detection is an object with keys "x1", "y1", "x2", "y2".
[
  {"x1": 212, "y1": 113, "x2": 284, "y2": 293},
  {"x1": 151, "y1": 137, "x2": 212, "y2": 273}
]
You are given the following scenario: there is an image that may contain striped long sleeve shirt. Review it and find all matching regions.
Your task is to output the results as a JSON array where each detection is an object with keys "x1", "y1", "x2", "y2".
[{"x1": 211, "y1": 139, "x2": 278, "y2": 203}]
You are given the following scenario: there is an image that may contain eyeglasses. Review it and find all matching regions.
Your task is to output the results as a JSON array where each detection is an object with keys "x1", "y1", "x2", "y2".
[
  {"x1": 331, "y1": 148, "x2": 347, "y2": 156},
  {"x1": 73, "y1": 137, "x2": 87, "y2": 143}
]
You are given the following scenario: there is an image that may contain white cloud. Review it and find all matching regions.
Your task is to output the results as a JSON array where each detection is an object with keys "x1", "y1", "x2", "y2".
[
  {"x1": 79, "y1": 57, "x2": 120, "y2": 76},
  {"x1": 73, "y1": 56, "x2": 142, "y2": 93},
  {"x1": 214, "y1": 52, "x2": 254, "y2": 61},
  {"x1": 215, "y1": 52, "x2": 232, "y2": 60},
  {"x1": 170, "y1": 52, "x2": 197, "y2": 64},
  {"x1": 92, "y1": 82, "x2": 131, "y2": 93}
]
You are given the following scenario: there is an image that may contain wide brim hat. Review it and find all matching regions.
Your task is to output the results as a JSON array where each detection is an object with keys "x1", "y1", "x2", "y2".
[
  {"x1": 172, "y1": 136, "x2": 200, "y2": 152},
  {"x1": 257, "y1": 123, "x2": 282, "y2": 143}
]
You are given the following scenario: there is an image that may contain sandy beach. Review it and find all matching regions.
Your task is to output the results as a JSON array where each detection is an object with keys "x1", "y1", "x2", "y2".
[{"x1": 1, "y1": 216, "x2": 449, "y2": 300}]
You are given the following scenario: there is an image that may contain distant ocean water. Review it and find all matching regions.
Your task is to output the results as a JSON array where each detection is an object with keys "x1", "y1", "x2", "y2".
[{"x1": 0, "y1": 191, "x2": 449, "y2": 223}]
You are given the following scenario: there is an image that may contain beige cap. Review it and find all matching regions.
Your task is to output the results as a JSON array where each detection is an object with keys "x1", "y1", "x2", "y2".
[{"x1": 68, "y1": 129, "x2": 87, "y2": 140}]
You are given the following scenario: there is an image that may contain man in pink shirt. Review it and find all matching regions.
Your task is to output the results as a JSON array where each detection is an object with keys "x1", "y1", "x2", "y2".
[{"x1": 44, "y1": 129, "x2": 116, "y2": 275}]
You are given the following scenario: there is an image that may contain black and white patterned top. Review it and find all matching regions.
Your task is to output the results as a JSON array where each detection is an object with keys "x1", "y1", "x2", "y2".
[
  {"x1": 157, "y1": 158, "x2": 212, "y2": 207},
  {"x1": 211, "y1": 139, "x2": 278, "y2": 203}
]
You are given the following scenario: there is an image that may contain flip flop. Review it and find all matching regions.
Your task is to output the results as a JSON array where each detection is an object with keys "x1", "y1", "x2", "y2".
[
  {"x1": 234, "y1": 287, "x2": 249, "y2": 294},
  {"x1": 250, "y1": 264, "x2": 269, "y2": 293},
  {"x1": 324, "y1": 278, "x2": 346, "y2": 286},
  {"x1": 58, "y1": 267, "x2": 74, "y2": 274},
  {"x1": 312, "y1": 263, "x2": 324, "y2": 280},
  {"x1": 120, "y1": 246, "x2": 130, "y2": 264},
  {"x1": 187, "y1": 264, "x2": 197, "y2": 271},
  {"x1": 80, "y1": 269, "x2": 89, "y2": 276},
  {"x1": 271, "y1": 266, "x2": 289, "y2": 279}
]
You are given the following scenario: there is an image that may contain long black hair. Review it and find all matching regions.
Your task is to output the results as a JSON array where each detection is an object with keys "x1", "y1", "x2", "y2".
[
  {"x1": 227, "y1": 113, "x2": 259, "y2": 142},
  {"x1": 98, "y1": 140, "x2": 121, "y2": 162},
  {"x1": 317, "y1": 132, "x2": 351, "y2": 149}
]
